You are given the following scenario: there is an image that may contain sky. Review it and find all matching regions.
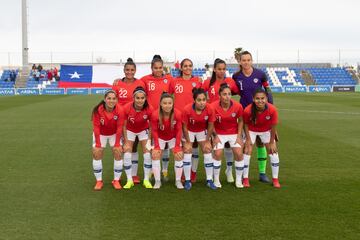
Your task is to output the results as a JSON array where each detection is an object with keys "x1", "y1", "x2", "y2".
[{"x1": 0, "y1": 0, "x2": 359, "y2": 65}]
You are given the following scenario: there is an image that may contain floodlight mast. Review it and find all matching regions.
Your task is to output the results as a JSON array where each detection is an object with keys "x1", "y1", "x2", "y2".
[{"x1": 22, "y1": 0, "x2": 29, "y2": 69}]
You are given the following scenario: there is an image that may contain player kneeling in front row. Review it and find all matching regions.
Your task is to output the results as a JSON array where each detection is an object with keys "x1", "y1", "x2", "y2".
[
  {"x1": 211, "y1": 83, "x2": 245, "y2": 189},
  {"x1": 123, "y1": 87, "x2": 154, "y2": 189},
  {"x1": 91, "y1": 90, "x2": 124, "y2": 190},
  {"x1": 243, "y1": 88, "x2": 281, "y2": 188},
  {"x1": 151, "y1": 93, "x2": 184, "y2": 189},
  {"x1": 182, "y1": 88, "x2": 217, "y2": 190}
]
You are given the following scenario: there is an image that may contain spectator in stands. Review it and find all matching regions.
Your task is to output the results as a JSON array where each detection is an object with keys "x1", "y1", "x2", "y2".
[
  {"x1": 34, "y1": 69, "x2": 40, "y2": 81},
  {"x1": 10, "y1": 70, "x2": 16, "y2": 81},
  {"x1": 53, "y1": 67, "x2": 59, "y2": 81},
  {"x1": 32, "y1": 64, "x2": 37, "y2": 71},
  {"x1": 37, "y1": 64, "x2": 43, "y2": 72},
  {"x1": 47, "y1": 69, "x2": 53, "y2": 81}
]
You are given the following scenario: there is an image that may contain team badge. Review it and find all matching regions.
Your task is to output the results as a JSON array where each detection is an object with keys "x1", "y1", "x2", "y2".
[
  {"x1": 163, "y1": 79, "x2": 168, "y2": 84},
  {"x1": 143, "y1": 115, "x2": 148, "y2": 119},
  {"x1": 204, "y1": 116, "x2": 209, "y2": 120},
  {"x1": 266, "y1": 116, "x2": 271, "y2": 120},
  {"x1": 192, "y1": 82, "x2": 197, "y2": 88},
  {"x1": 253, "y1": 78, "x2": 259, "y2": 83},
  {"x1": 100, "y1": 118, "x2": 105, "y2": 125},
  {"x1": 113, "y1": 116, "x2": 118, "y2": 120},
  {"x1": 173, "y1": 120, "x2": 177, "y2": 125},
  {"x1": 231, "y1": 113, "x2": 236, "y2": 117}
]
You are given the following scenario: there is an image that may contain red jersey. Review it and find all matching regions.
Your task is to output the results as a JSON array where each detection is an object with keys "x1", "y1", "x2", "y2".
[
  {"x1": 182, "y1": 103, "x2": 215, "y2": 132},
  {"x1": 123, "y1": 102, "x2": 153, "y2": 133},
  {"x1": 202, "y1": 77, "x2": 239, "y2": 103},
  {"x1": 151, "y1": 109, "x2": 182, "y2": 153},
  {"x1": 168, "y1": 76, "x2": 202, "y2": 111},
  {"x1": 140, "y1": 74, "x2": 173, "y2": 110},
  {"x1": 211, "y1": 99, "x2": 243, "y2": 135},
  {"x1": 243, "y1": 103, "x2": 278, "y2": 132},
  {"x1": 92, "y1": 104, "x2": 124, "y2": 147},
  {"x1": 112, "y1": 79, "x2": 145, "y2": 105}
]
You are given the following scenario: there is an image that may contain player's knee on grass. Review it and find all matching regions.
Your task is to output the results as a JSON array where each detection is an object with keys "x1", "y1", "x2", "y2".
[
  {"x1": 152, "y1": 150, "x2": 161, "y2": 160},
  {"x1": 214, "y1": 149, "x2": 223, "y2": 160},
  {"x1": 201, "y1": 141, "x2": 212, "y2": 154},
  {"x1": 112, "y1": 147, "x2": 122, "y2": 160},
  {"x1": 174, "y1": 151, "x2": 184, "y2": 161},
  {"x1": 183, "y1": 142, "x2": 192, "y2": 154},
  {"x1": 245, "y1": 144, "x2": 253, "y2": 155},
  {"x1": 140, "y1": 140, "x2": 149, "y2": 153},
  {"x1": 92, "y1": 148, "x2": 103, "y2": 160},
  {"x1": 123, "y1": 142, "x2": 133, "y2": 153},
  {"x1": 233, "y1": 148, "x2": 243, "y2": 161}
]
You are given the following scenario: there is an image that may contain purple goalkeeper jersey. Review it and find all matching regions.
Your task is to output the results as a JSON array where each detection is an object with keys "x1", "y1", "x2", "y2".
[{"x1": 232, "y1": 68, "x2": 272, "y2": 108}]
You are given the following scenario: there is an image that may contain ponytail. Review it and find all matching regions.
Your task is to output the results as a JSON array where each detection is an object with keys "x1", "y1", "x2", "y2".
[{"x1": 210, "y1": 58, "x2": 226, "y2": 87}]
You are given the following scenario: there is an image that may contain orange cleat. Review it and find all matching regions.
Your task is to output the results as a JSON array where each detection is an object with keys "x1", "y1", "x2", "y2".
[
  {"x1": 94, "y1": 180, "x2": 103, "y2": 191},
  {"x1": 112, "y1": 180, "x2": 122, "y2": 190},
  {"x1": 272, "y1": 178, "x2": 281, "y2": 188},
  {"x1": 132, "y1": 176, "x2": 141, "y2": 184},
  {"x1": 243, "y1": 178, "x2": 250, "y2": 188}
]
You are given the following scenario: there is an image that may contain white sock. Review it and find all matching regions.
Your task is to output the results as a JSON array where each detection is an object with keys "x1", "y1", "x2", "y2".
[
  {"x1": 235, "y1": 160, "x2": 244, "y2": 183},
  {"x1": 113, "y1": 159, "x2": 123, "y2": 181},
  {"x1": 162, "y1": 149, "x2": 170, "y2": 172},
  {"x1": 183, "y1": 153, "x2": 192, "y2": 181},
  {"x1": 131, "y1": 152, "x2": 139, "y2": 176},
  {"x1": 174, "y1": 160, "x2": 184, "y2": 181},
  {"x1": 203, "y1": 153, "x2": 214, "y2": 181},
  {"x1": 213, "y1": 159, "x2": 221, "y2": 183},
  {"x1": 123, "y1": 153, "x2": 133, "y2": 181},
  {"x1": 269, "y1": 153, "x2": 280, "y2": 179},
  {"x1": 191, "y1": 147, "x2": 199, "y2": 172},
  {"x1": 224, "y1": 148, "x2": 233, "y2": 174},
  {"x1": 143, "y1": 152, "x2": 152, "y2": 181},
  {"x1": 243, "y1": 154, "x2": 251, "y2": 178},
  {"x1": 93, "y1": 159, "x2": 102, "y2": 181},
  {"x1": 152, "y1": 160, "x2": 161, "y2": 181}
]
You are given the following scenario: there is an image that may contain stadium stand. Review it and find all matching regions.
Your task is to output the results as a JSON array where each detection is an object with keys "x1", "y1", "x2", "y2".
[
  {"x1": 0, "y1": 69, "x2": 18, "y2": 88},
  {"x1": 306, "y1": 67, "x2": 356, "y2": 86}
]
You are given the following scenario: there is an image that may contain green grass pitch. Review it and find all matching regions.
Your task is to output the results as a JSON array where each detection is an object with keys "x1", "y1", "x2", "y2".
[{"x1": 0, "y1": 93, "x2": 359, "y2": 240}]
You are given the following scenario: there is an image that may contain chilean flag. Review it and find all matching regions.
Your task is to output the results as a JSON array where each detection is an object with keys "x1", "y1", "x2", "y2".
[{"x1": 58, "y1": 64, "x2": 124, "y2": 88}]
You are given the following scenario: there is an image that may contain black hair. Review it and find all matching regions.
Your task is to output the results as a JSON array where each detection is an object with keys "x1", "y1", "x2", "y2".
[
  {"x1": 210, "y1": 58, "x2": 226, "y2": 87},
  {"x1": 159, "y1": 92, "x2": 175, "y2": 130},
  {"x1": 219, "y1": 82, "x2": 231, "y2": 94},
  {"x1": 92, "y1": 90, "x2": 117, "y2": 119},
  {"x1": 151, "y1": 55, "x2": 163, "y2": 68},
  {"x1": 192, "y1": 87, "x2": 207, "y2": 101},
  {"x1": 132, "y1": 86, "x2": 149, "y2": 109},
  {"x1": 238, "y1": 51, "x2": 253, "y2": 72},
  {"x1": 124, "y1": 57, "x2": 136, "y2": 69},
  {"x1": 250, "y1": 88, "x2": 267, "y2": 124},
  {"x1": 179, "y1": 58, "x2": 193, "y2": 77}
]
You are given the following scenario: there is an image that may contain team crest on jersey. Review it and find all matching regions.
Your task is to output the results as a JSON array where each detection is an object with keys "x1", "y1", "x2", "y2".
[
  {"x1": 173, "y1": 120, "x2": 177, "y2": 125},
  {"x1": 204, "y1": 116, "x2": 209, "y2": 120},
  {"x1": 266, "y1": 116, "x2": 271, "y2": 120},
  {"x1": 100, "y1": 118, "x2": 105, "y2": 125},
  {"x1": 159, "y1": 125, "x2": 165, "y2": 131},
  {"x1": 253, "y1": 78, "x2": 259, "y2": 83},
  {"x1": 143, "y1": 115, "x2": 148, "y2": 120},
  {"x1": 192, "y1": 82, "x2": 197, "y2": 88},
  {"x1": 113, "y1": 115, "x2": 118, "y2": 120},
  {"x1": 163, "y1": 79, "x2": 168, "y2": 84},
  {"x1": 231, "y1": 113, "x2": 236, "y2": 117}
]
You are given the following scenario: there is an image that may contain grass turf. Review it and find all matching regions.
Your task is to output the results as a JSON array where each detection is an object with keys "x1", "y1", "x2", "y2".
[{"x1": 0, "y1": 93, "x2": 359, "y2": 240}]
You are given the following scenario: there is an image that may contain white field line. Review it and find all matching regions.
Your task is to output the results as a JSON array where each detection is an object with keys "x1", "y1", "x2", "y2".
[{"x1": 279, "y1": 108, "x2": 360, "y2": 115}]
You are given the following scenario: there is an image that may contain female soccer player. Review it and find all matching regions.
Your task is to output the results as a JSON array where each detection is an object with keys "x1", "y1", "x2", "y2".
[
  {"x1": 112, "y1": 58, "x2": 145, "y2": 184},
  {"x1": 211, "y1": 83, "x2": 245, "y2": 188},
  {"x1": 151, "y1": 93, "x2": 184, "y2": 189},
  {"x1": 141, "y1": 55, "x2": 173, "y2": 181},
  {"x1": 122, "y1": 87, "x2": 154, "y2": 189},
  {"x1": 243, "y1": 88, "x2": 280, "y2": 188},
  {"x1": 202, "y1": 58, "x2": 239, "y2": 183},
  {"x1": 232, "y1": 51, "x2": 274, "y2": 183},
  {"x1": 91, "y1": 90, "x2": 124, "y2": 191},
  {"x1": 168, "y1": 58, "x2": 202, "y2": 182},
  {"x1": 182, "y1": 88, "x2": 217, "y2": 190}
]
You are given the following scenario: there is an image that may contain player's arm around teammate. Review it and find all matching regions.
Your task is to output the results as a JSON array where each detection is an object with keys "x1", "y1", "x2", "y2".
[
  {"x1": 182, "y1": 88, "x2": 217, "y2": 190},
  {"x1": 91, "y1": 90, "x2": 124, "y2": 191},
  {"x1": 211, "y1": 83, "x2": 245, "y2": 189},
  {"x1": 243, "y1": 88, "x2": 281, "y2": 188}
]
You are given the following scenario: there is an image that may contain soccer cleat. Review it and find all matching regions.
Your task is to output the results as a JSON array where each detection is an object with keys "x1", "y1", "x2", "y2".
[
  {"x1": 190, "y1": 171, "x2": 197, "y2": 183},
  {"x1": 214, "y1": 180, "x2": 222, "y2": 188},
  {"x1": 226, "y1": 172, "x2": 235, "y2": 183},
  {"x1": 153, "y1": 180, "x2": 162, "y2": 189},
  {"x1": 259, "y1": 173, "x2": 271, "y2": 183},
  {"x1": 272, "y1": 178, "x2": 281, "y2": 188},
  {"x1": 162, "y1": 171, "x2": 169, "y2": 182},
  {"x1": 235, "y1": 180, "x2": 244, "y2": 188},
  {"x1": 181, "y1": 174, "x2": 185, "y2": 183},
  {"x1": 111, "y1": 180, "x2": 122, "y2": 190},
  {"x1": 94, "y1": 180, "x2": 104, "y2": 191},
  {"x1": 243, "y1": 178, "x2": 250, "y2": 188},
  {"x1": 143, "y1": 179, "x2": 153, "y2": 189},
  {"x1": 132, "y1": 176, "x2": 140, "y2": 184},
  {"x1": 206, "y1": 180, "x2": 217, "y2": 190},
  {"x1": 175, "y1": 180, "x2": 184, "y2": 189},
  {"x1": 184, "y1": 180, "x2": 192, "y2": 190},
  {"x1": 123, "y1": 180, "x2": 134, "y2": 189}
]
